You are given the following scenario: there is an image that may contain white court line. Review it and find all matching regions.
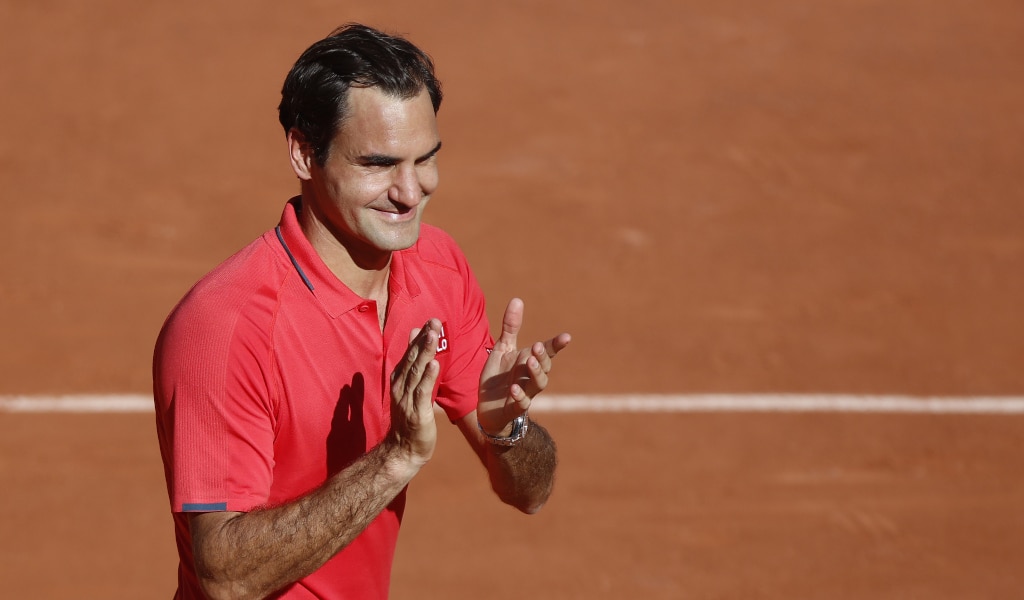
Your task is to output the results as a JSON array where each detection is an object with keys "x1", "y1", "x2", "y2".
[
  {"x1": 538, "y1": 394, "x2": 1024, "y2": 414},
  {"x1": 0, "y1": 395, "x2": 154, "y2": 413},
  {"x1": 2, "y1": 394, "x2": 1024, "y2": 414}
]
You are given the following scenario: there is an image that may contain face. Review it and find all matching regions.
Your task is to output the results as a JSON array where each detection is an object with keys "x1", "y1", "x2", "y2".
[{"x1": 293, "y1": 86, "x2": 441, "y2": 265}]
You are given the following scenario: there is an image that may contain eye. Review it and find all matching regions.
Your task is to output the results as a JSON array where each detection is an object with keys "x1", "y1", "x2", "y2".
[
  {"x1": 415, "y1": 141, "x2": 443, "y2": 165},
  {"x1": 358, "y1": 155, "x2": 398, "y2": 169}
]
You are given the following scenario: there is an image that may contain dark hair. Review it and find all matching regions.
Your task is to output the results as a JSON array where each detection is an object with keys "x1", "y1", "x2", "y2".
[{"x1": 277, "y1": 23, "x2": 443, "y2": 165}]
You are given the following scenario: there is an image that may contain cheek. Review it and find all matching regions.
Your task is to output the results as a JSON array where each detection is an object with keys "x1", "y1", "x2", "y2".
[
  {"x1": 419, "y1": 164, "x2": 440, "y2": 194},
  {"x1": 331, "y1": 175, "x2": 390, "y2": 208}
]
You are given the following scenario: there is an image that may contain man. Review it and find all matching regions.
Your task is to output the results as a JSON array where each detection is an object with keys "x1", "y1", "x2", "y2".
[{"x1": 153, "y1": 23, "x2": 571, "y2": 600}]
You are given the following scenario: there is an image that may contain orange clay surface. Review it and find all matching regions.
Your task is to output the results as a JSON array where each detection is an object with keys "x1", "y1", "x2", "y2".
[{"x1": 1, "y1": 1, "x2": 1023, "y2": 598}]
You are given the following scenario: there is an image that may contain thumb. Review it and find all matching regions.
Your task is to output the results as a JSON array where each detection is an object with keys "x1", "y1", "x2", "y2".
[{"x1": 497, "y1": 298, "x2": 525, "y2": 349}]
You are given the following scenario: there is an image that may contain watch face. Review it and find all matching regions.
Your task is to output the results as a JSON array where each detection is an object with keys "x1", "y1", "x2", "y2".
[
  {"x1": 509, "y1": 414, "x2": 529, "y2": 443},
  {"x1": 480, "y1": 414, "x2": 529, "y2": 446}
]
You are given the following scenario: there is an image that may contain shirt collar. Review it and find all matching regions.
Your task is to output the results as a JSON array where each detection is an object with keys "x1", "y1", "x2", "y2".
[{"x1": 272, "y1": 197, "x2": 421, "y2": 318}]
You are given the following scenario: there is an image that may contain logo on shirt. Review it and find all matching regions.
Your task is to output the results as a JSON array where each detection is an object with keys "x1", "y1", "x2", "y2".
[{"x1": 436, "y1": 321, "x2": 450, "y2": 354}]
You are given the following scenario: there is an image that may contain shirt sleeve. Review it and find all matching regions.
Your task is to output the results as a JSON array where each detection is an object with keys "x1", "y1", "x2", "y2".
[
  {"x1": 154, "y1": 286, "x2": 277, "y2": 514},
  {"x1": 432, "y1": 245, "x2": 493, "y2": 423}
]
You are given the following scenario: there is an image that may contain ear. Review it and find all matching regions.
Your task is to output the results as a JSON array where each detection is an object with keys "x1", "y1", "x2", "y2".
[{"x1": 287, "y1": 128, "x2": 314, "y2": 181}]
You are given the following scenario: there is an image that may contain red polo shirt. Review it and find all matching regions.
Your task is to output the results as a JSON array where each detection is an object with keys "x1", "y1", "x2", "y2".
[{"x1": 153, "y1": 198, "x2": 492, "y2": 599}]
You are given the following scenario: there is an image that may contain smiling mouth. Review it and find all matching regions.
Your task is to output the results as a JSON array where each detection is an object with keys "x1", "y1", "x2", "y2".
[{"x1": 374, "y1": 206, "x2": 418, "y2": 222}]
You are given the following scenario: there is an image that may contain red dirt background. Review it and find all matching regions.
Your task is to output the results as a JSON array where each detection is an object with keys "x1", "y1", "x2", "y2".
[{"x1": 2, "y1": 1, "x2": 1023, "y2": 598}]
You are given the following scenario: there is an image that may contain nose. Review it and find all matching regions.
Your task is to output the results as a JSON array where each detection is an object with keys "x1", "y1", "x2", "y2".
[{"x1": 388, "y1": 165, "x2": 424, "y2": 207}]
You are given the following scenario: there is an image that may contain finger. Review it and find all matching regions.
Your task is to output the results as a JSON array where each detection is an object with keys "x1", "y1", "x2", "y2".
[
  {"x1": 496, "y1": 298, "x2": 524, "y2": 350},
  {"x1": 392, "y1": 327, "x2": 424, "y2": 391},
  {"x1": 509, "y1": 381, "x2": 532, "y2": 412},
  {"x1": 413, "y1": 359, "x2": 440, "y2": 413},
  {"x1": 505, "y1": 349, "x2": 547, "y2": 401},
  {"x1": 531, "y1": 341, "x2": 552, "y2": 373},
  {"x1": 523, "y1": 354, "x2": 549, "y2": 396},
  {"x1": 393, "y1": 321, "x2": 438, "y2": 394},
  {"x1": 543, "y1": 332, "x2": 572, "y2": 358},
  {"x1": 527, "y1": 333, "x2": 570, "y2": 375},
  {"x1": 409, "y1": 318, "x2": 442, "y2": 344},
  {"x1": 402, "y1": 327, "x2": 438, "y2": 400}
]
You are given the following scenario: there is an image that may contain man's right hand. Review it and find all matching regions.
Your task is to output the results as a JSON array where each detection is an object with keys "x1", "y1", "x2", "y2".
[
  {"x1": 386, "y1": 319, "x2": 442, "y2": 466},
  {"x1": 190, "y1": 323, "x2": 444, "y2": 600}
]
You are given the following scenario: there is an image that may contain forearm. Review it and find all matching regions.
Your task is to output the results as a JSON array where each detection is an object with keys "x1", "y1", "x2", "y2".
[
  {"x1": 193, "y1": 440, "x2": 422, "y2": 600},
  {"x1": 483, "y1": 420, "x2": 558, "y2": 514}
]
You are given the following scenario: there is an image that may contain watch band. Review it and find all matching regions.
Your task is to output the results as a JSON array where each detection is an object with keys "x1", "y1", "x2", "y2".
[{"x1": 479, "y1": 414, "x2": 529, "y2": 447}]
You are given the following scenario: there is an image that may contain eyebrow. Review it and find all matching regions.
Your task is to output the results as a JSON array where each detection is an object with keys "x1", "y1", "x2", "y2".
[{"x1": 358, "y1": 141, "x2": 443, "y2": 167}]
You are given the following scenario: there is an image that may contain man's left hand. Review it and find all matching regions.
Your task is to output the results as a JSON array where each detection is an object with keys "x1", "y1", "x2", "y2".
[{"x1": 477, "y1": 298, "x2": 571, "y2": 436}]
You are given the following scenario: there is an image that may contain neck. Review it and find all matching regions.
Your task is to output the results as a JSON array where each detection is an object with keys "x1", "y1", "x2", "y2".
[{"x1": 296, "y1": 197, "x2": 392, "y2": 300}]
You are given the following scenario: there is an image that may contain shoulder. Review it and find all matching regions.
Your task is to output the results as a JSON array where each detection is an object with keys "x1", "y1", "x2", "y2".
[
  {"x1": 179, "y1": 237, "x2": 278, "y2": 314},
  {"x1": 156, "y1": 234, "x2": 286, "y2": 359}
]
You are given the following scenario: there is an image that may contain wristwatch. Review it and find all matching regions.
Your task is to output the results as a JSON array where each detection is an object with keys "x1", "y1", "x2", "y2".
[{"x1": 479, "y1": 414, "x2": 529, "y2": 447}]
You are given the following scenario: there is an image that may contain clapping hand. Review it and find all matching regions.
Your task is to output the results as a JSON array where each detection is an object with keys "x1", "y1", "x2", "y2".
[
  {"x1": 477, "y1": 298, "x2": 571, "y2": 436},
  {"x1": 388, "y1": 319, "x2": 443, "y2": 464}
]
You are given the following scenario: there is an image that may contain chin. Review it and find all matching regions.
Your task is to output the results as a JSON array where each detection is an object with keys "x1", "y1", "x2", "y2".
[{"x1": 375, "y1": 224, "x2": 422, "y2": 251}]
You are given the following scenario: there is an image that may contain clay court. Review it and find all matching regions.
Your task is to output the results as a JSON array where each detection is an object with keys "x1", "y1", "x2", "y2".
[{"x1": 2, "y1": 1, "x2": 1023, "y2": 598}]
